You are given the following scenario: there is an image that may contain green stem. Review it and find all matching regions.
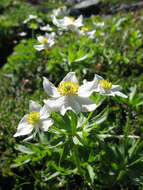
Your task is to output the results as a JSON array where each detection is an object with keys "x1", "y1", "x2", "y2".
[
  {"x1": 124, "y1": 106, "x2": 131, "y2": 136},
  {"x1": 81, "y1": 111, "x2": 93, "y2": 130},
  {"x1": 32, "y1": 29, "x2": 34, "y2": 39},
  {"x1": 73, "y1": 144, "x2": 82, "y2": 175},
  {"x1": 26, "y1": 165, "x2": 37, "y2": 181},
  {"x1": 50, "y1": 125, "x2": 70, "y2": 136}
]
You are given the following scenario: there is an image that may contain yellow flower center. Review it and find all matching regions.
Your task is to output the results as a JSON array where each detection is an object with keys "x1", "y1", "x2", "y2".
[
  {"x1": 57, "y1": 81, "x2": 79, "y2": 96},
  {"x1": 41, "y1": 37, "x2": 48, "y2": 45},
  {"x1": 63, "y1": 17, "x2": 75, "y2": 23},
  {"x1": 99, "y1": 80, "x2": 112, "y2": 90},
  {"x1": 26, "y1": 111, "x2": 40, "y2": 125},
  {"x1": 69, "y1": 17, "x2": 75, "y2": 22},
  {"x1": 59, "y1": 6, "x2": 64, "y2": 10},
  {"x1": 81, "y1": 27, "x2": 88, "y2": 32}
]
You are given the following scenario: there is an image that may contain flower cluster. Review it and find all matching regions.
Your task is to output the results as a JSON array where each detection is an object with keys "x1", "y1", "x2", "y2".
[
  {"x1": 14, "y1": 72, "x2": 127, "y2": 141},
  {"x1": 33, "y1": 6, "x2": 96, "y2": 53},
  {"x1": 15, "y1": 7, "x2": 128, "y2": 141},
  {"x1": 52, "y1": 15, "x2": 83, "y2": 31}
]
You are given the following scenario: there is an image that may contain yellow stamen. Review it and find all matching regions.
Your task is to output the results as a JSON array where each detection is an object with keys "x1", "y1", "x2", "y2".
[
  {"x1": 69, "y1": 17, "x2": 75, "y2": 22},
  {"x1": 63, "y1": 17, "x2": 75, "y2": 23},
  {"x1": 41, "y1": 37, "x2": 48, "y2": 45},
  {"x1": 59, "y1": 6, "x2": 64, "y2": 10},
  {"x1": 57, "y1": 81, "x2": 79, "y2": 96},
  {"x1": 26, "y1": 111, "x2": 40, "y2": 125},
  {"x1": 99, "y1": 80, "x2": 112, "y2": 90},
  {"x1": 81, "y1": 27, "x2": 88, "y2": 32}
]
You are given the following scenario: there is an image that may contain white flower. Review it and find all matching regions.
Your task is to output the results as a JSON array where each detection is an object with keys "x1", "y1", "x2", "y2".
[
  {"x1": 40, "y1": 24, "x2": 53, "y2": 31},
  {"x1": 52, "y1": 6, "x2": 68, "y2": 17},
  {"x1": 18, "y1": 32, "x2": 27, "y2": 37},
  {"x1": 23, "y1": 14, "x2": 37, "y2": 24},
  {"x1": 43, "y1": 72, "x2": 97, "y2": 115},
  {"x1": 34, "y1": 32, "x2": 55, "y2": 51},
  {"x1": 92, "y1": 21, "x2": 104, "y2": 27},
  {"x1": 86, "y1": 30, "x2": 96, "y2": 39},
  {"x1": 75, "y1": 27, "x2": 96, "y2": 39},
  {"x1": 14, "y1": 101, "x2": 53, "y2": 141},
  {"x1": 92, "y1": 74, "x2": 128, "y2": 98},
  {"x1": 52, "y1": 15, "x2": 83, "y2": 31}
]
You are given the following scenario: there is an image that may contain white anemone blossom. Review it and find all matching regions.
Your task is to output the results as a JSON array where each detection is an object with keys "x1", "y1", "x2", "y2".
[
  {"x1": 23, "y1": 14, "x2": 42, "y2": 24},
  {"x1": 34, "y1": 32, "x2": 55, "y2": 51},
  {"x1": 75, "y1": 27, "x2": 96, "y2": 39},
  {"x1": 52, "y1": 15, "x2": 83, "y2": 31},
  {"x1": 23, "y1": 14, "x2": 37, "y2": 24},
  {"x1": 43, "y1": 72, "x2": 97, "y2": 115},
  {"x1": 14, "y1": 101, "x2": 53, "y2": 141},
  {"x1": 40, "y1": 24, "x2": 53, "y2": 31},
  {"x1": 51, "y1": 6, "x2": 68, "y2": 17},
  {"x1": 91, "y1": 74, "x2": 128, "y2": 98}
]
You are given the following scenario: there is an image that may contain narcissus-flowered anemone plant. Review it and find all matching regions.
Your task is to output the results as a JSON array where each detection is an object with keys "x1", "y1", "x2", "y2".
[
  {"x1": 92, "y1": 74, "x2": 128, "y2": 98},
  {"x1": 43, "y1": 72, "x2": 97, "y2": 115},
  {"x1": 34, "y1": 32, "x2": 56, "y2": 51},
  {"x1": 14, "y1": 101, "x2": 53, "y2": 141}
]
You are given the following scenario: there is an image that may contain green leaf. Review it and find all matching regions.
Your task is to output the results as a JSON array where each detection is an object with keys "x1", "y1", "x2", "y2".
[
  {"x1": 74, "y1": 52, "x2": 93, "y2": 62},
  {"x1": 87, "y1": 164, "x2": 95, "y2": 184},
  {"x1": 69, "y1": 110, "x2": 77, "y2": 133},
  {"x1": 15, "y1": 144, "x2": 35, "y2": 154},
  {"x1": 73, "y1": 132, "x2": 84, "y2": 146},
  {"x1": 45, "y1": 171, "x2": 61, "y2": 181},
  {"x1": 11, "y1": 158, "x2": 31, "y2": 168},
  {"x1": 129, "y1": 85, "x2": 137, "y2": 101},
  {"x1": 59, "y1": 139, "x2": 72, "y2": 165},
  {"x1": 91, "y1": 107, "x2": 108, "y2": 125}
]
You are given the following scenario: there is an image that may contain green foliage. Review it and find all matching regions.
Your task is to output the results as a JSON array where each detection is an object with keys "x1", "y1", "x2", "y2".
[
  {"x1": 0, "y1": 0, "x2": 38, "y2": 67},
  {"x1": 1, "y1": 1, "x2": 143, "y2": 189}
]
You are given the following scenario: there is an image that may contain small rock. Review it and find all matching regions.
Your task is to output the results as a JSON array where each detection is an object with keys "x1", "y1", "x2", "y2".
[{"x1": 74, "y1": 0, "x2": 99, "y2": 9}]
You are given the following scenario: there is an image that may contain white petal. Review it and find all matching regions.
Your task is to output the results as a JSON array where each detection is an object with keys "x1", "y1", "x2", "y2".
[
  {"x1": 40, "y1": 104, "x2": 51, "y2": 119},
  {"x1": 61, "y1": 72, "x2": 78, "y2": 84},
  {"x1": 37, "y1": 36, "x2": 44, "y2": 42},
  {"x1": 23, "y1": 134, "x2": 35, "y2": 141},
  {"x1": 75, "y1": 96, "x2": 97, "y2": 112},
  {"x1": 29, "y1": 100, "x2": 41, "y2": 112},
  {"x1": 74, "y1": 15, "x2": 83, "y2": 27},
  {"x1": 78, "y1": 77, "x2": 99, "y2": 97},
  {"x1": 99, "y1": 85, "x2": 128, "y2": 98},
  {"x1": 40, "y1": 118, "x2": 54, "y2": 131},
  {"x1": 87, "y1": 30, "x2": 96, "y2": 39},
  {"x1": 45, "y1": 32, "x2": 56, "y2": 39},
  {"x1": 61, "y1": 96, "x2": 81, "y2": 115},
  {"x1": 52, "y1": 16, "x2": 61, "y2": 27},
  {"x1": 23, "y1": 127, "x2": 39, "y2": 141},
  {"x1": 44, "y1": 96, "x2": 65, "y2": 113},
  {"x1": 111, "y1": 85, "x2": 121, "y2": 91},
  {"x1": 114, "y1": 91, "x2": 128, "y2": 98},
  {"x1": 23, "y1": 19, "x2": 29, "y2": 24},
  {"x1": 92, "y1": 74, "x2": 105, "y2": 92},
  {"x1": 40, "y1": 25, "x2": 53, "y2": 31},
  {"x1": 94, "y1": 74, "x2": 104, "y2": 83},
  {"x1": 34, "y1": 44, "x2": 44, "y2": 51},
  {"x1": 13, "y1": 115, "x2": 33, "y2": 137},
  {"x1": 44, "y1": 96, "x2": 81, "y2": 115},
  {"x1": 43, "y1": 77, "x2": 60, "y2": 98},
  {"x1": 29, "y1": 15, "x2": 37, "y2": 19},
  {"x1": 48, "y1": 40, "x2": 55, "y2": 47}
]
